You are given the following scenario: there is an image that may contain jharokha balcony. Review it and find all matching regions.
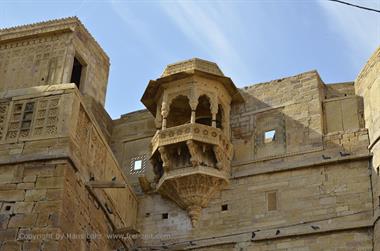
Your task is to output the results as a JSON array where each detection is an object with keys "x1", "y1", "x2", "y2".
[
  {"x1": 140, "y1": 58, "x2": 243, "y2": 226},
  {"x1": 150, "y1": 121, "x2": 233, "y2": 227},
  {"x1": 148, "y1": 93, "x2": 235, "y2": 227}
]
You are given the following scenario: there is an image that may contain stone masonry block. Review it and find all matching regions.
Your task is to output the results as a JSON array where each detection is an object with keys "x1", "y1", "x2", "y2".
[
  {"x1": 35, "y1": 177, "x2": 64, "y2": 189},
  {"x1": 0, "y1": 190, "x2": 25, "y2": 202}
]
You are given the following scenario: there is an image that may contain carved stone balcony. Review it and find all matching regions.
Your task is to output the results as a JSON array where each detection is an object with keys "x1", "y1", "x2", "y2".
[
  {"x1": 152, "y1": 123, "x2": 233, "y2": 168},
  {"x1": 150, "y1": 123, "x2": 233, "y2": 226}
]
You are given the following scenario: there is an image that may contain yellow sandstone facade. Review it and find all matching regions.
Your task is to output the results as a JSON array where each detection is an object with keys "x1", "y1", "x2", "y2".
[{"x1": 0, "y1": 17, "x2": 379, "y2": 251}]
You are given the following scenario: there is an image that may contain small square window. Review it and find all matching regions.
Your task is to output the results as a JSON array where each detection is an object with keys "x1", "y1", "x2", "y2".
[
  {"x1": 133, "y1": 160, "x2": 142, "y2": 171},
  {"x1": 162, "y1": 213, "x2": 168, "y2": 219},
  {"x1": 221, "y1": 204, "x2": 228, "y2": 211},
  {"x1": 264, "y1": 130, "x2": 276, "y2": 143},
  {"x1": 130, "y1": 155, "x2": 146, "y2": 174}
]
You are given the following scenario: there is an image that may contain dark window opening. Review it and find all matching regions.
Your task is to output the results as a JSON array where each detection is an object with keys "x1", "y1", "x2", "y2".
[
  {"x1": 195, "y1": 117, "x2": 212, "y2": 125},
  {"x1": 167, "y1": 95, "x2": 191, "y2": 128},
  {"x1": 221, "y1": 204, "x2": 228, "y2": 211},
  {"x1": 162, "y1": 213, "x2": 168, "y2": 219},
  {"x1": 70, "y1": 57, "x2": 83, "y2": 88},
  {"x1": 5, "y1": 205, "x2": 11, "y2": 211},
  {"x1": 195, "y1": 95, "x2": 212, "y2": 126}
]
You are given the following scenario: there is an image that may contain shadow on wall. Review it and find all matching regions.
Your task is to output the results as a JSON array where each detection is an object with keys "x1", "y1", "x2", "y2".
[{"x1": 230, "y1": 71, "x2": 364, "y2": 162}]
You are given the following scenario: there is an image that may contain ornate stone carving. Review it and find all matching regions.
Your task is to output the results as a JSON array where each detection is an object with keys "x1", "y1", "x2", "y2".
[
  {"x1": 151, "y1": 124, "x2": 233, "y2": 227},
  {"x1": 0, "y1": 102, "x2": 9, "y2": 140},
  {"x1": 33, "y1": 97, "x2": 60, "y2": 136},
  {"x1": 156, "y1": 169, "x2": 228, "y2": 226},
  {"x1": 152, "y1": 123, "x2": 232, "y2": 159},
  {"x1": 213, "y1": 145, "x2": 225, "y2": 171},
  {"x1": 158, "y1": 146, "x2": 171, "y2": 172},
  {"x1": 142, "y1": 59, "x2": 243, "y2": 227},
  {"x1": 5, "y1": 101, "x2": 35, "y2": 140},
  {"x1": 186, "y1": 140, "x2": 201, "y2": 167}
]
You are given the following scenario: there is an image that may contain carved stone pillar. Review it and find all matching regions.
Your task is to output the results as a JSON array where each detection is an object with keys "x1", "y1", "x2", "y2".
[
  {"x1": 223, "y1": 105, "x2": 231, "y2": 137},
  {"x1": 155, "y1": 105, "x2": 162, "y2": 129},
  {"x1": 211, "y1": 101, "x2": 218, "y2": 128},
  {"x1": 161, "y1": 102, "x2": 169, "y2": 130},
  {"x1": 189, "y1": 99, "x2": 198, "y2": 124},
  {"x1": 191, "y1": 110, "x2": 196, "y2": 124},
  {"x1": 211, "y1": 113, "x2": 217, "y2": 128}
]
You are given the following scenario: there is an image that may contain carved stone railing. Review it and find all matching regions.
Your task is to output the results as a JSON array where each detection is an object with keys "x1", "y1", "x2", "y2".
[
  {"x1": 151, "y1": 123, "x2": 233, "y2": 160},
  {"x1": 150, "y1": 123, "x2": 234, "y2": 227}
]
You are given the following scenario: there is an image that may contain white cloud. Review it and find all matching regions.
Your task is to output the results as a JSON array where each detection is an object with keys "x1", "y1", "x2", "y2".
[
  {"x1": 158, "y1": 1, "x2": 250, "y2": 85},
  {"x1": 317, "y1": 0, "x2": 380, "y2": 66}
]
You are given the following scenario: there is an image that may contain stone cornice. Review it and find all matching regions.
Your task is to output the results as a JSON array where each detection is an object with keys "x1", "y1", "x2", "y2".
[
  {"x1": 162, "y1": 58, "x2": 224, "y2": 77},
  {"x1": 232, "y1": 151, "x2": 371, "y2": 179},
  {"x1": 0, "y1": 16, "x2": 109, "y2": 62}
]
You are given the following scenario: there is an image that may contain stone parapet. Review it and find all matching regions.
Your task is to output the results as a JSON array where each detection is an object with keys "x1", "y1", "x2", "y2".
[{"x1": 0, "y1": 84, "x2": 137, "y2": 232}]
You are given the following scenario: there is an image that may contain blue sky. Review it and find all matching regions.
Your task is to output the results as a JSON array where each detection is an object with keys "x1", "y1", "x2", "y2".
[{"x1": 1, "y1": 0, "x2": 379, "y2": 119}]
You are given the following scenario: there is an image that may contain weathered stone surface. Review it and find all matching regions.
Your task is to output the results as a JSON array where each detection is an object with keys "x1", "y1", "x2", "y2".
[
  {"x1": 0, "y1": 190, "x2": 25, "y2": 202},
  {"x1": 35, "y1": 177, "x2": 64, "y2": 189},
  {"x1": 8, "y1": 213, "x2": 37, "y2": 228},
  {"x1": 25, "y1": 190, "x2": 46, "y2": 202},
  {"x1": 0, "y1": 229, "x2": 17, "y2": 241},
  {"x1": 13, "y1": 202, "x2": 34, "y2": 214}
]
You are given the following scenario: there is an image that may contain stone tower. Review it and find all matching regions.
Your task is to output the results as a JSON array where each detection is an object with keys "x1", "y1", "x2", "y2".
[
  {"x1": 0, "y1": 18, "x2": 137, "y2": 251},
  {"x1": 355, "y1": 47, "x2": 380, "y2": 251},
  {"x1": 0, "y1": 17, "x2": 109, "y2": 106},
  {"x1": 141, "y1": 58, "x2": 243, "y2": 226}
]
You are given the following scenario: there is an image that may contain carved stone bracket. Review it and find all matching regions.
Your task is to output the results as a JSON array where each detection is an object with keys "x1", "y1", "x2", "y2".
[
  {"x1": 213, "y1": 145, "x2": 224, "y2": 171},
  {"x1": 156, "y1": 168, "x2": 228, "y2": 227},
  {"x1": 158, "y1": 146, "x2": 171, "y2": 172},
  {"x1": 186, "y1": 140, "x2": 201, "y2": 167}
]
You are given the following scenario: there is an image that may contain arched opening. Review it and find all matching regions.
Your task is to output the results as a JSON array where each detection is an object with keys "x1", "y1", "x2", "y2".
[
  {"x1": 167, "y1": 95, "x2": 191, "y2": 128},
  {"x1": 216, "y1": 104, "x2": 223, "y2": 129},
  {"x1": 195, "y1": 95, "x2": 212, "y2": 126}
]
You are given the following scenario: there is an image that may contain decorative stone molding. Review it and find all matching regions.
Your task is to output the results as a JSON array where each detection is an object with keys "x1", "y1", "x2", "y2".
[
  {"x1": 152, "y1": 123, "x2": 232, "y2": 158},
  {"x1": 0, "y1": 16, "x2": 109, "y2": 62},
  {"x1": 161, "y1": 58, "x2": 224, "y2": 77},
  {"x1": 129, "y1": 155, "x2": 147, "y2": 175}
]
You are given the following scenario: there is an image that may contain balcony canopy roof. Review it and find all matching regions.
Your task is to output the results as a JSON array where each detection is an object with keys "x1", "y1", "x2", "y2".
[{"x1": 141, "y1": 58, "x2": 244, "y2": 116}]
